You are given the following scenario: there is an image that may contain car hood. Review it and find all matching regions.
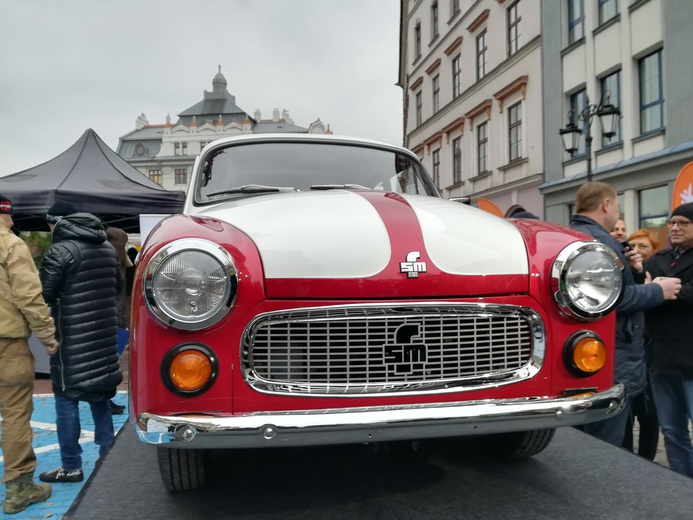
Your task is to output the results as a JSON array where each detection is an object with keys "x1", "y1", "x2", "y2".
[{"x1": 196, "y1": 190, "x2": 529, "y2": 297}]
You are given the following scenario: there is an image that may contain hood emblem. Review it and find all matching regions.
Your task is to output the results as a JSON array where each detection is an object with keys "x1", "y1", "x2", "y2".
[{"x1": 400, "y1": 251, "x2": 427, "y2": 278}]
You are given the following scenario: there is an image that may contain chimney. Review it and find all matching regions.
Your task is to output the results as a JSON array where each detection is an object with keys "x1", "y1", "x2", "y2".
[
  {"x1": 135, "y1": 112, "x2": 148, "y2": 130},
  {"x1": 272, "y1": 108, "x2": 280, "y2": 122},
  {"x1": 254, "y1": 109, "x2": 261, "y2": 120}
]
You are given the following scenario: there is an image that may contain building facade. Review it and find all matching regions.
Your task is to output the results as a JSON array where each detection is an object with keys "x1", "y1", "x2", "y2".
[
  {"x1": 399, "y1": 0, "x2": 544, "y2": 217},
  {"x1": 541, "y1": 0, "x2": 693, "y2": 240},
  {"x1": 117, "y1": 68, "x2": 330, "y2": 192}
]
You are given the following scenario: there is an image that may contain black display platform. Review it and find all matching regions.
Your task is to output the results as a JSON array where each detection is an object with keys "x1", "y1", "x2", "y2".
[{"x1": 66, "y1": 422, "x2": 692, "y2": 520}]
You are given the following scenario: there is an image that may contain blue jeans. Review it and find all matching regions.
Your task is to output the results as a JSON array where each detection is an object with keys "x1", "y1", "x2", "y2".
[
  {"x1": 55, "y1": 394, "x2": 115, "y2": 471},
  {"x1": 651, "y1": 373, "x2": 693, "y2": 478}
]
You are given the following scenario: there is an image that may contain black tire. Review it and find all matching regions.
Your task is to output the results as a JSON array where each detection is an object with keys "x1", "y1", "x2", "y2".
[
  {"x1": 157, "y1": 447, "x2": 208, "y2": 491},
  {"x1": 480, "y1": 428, "x2": 556, "y2": 459}
]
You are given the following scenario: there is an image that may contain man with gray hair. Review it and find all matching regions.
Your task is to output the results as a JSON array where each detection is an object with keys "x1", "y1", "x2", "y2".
[{"x1": 645, "y1": 201, "x2": 693, "y2": 477}]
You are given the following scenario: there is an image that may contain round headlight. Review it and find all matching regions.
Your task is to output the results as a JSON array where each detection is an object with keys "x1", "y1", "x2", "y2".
[
  {"x1": 144, "y1": 239, "x2": 237, "y2": 329},
  {"x1": 552, "y1": 241, "x2": 622, "y2": 320}
]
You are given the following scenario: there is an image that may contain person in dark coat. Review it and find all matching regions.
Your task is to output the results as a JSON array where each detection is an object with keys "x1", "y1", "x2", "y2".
[
  {"x1": 505, "y1": 204, "x2": 539, "y2": 220},
  {"x1": 38, "y1": 211, "x2": 123, "y2": 483},
  {"x1": 569, "y1": 182, "x2": 680, "y2": 447},
  {"x1": 645, "y1": 202, "x2": 693, "y2": 478},
  {"x1": 105, "y1": 227, "x2": 131, "y2": 416}
]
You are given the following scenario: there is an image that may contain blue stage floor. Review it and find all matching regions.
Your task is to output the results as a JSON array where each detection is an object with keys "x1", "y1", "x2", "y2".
[{"x1": 0, "y1": 391, "x2": 129, "y2": 519}]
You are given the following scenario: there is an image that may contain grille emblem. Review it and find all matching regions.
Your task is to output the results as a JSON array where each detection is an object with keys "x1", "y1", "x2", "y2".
[
  {"x1": 400, "y1": 251, "x2": 427, "y2": 278},
  {"x1": 384, "y1": 323, "x2": 427, "y2": 375}
]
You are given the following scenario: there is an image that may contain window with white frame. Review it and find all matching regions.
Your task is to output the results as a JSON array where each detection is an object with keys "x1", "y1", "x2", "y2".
[
  {"x1": 432, "y1": 75, "x2": 440, "y2": 114},
  {"x1": 432, "y1": 148, "x2": 440, "y2": 188},
  {"x1": 569, "y1": 88, "x2": 587, "y2": 155},
  {"x1": 507, "y1": 1, "x2": 521, "y2": 56},
  {"x1": 431, "y1": 1, "x2": 439, "y2": 40},
  {"x1": 639, "y1": 50, "x2": 664, "y2": 135},
  {"x1": 601, "y1": 71, "x2": 622, "y2": 146},
  {"x1": 598, "y1": 0, "x2": 619, "y2": 25},
  {"x1": 415, "y1": 91, "x2": 423, "y2": 126},
  {"x1": 182, "y1": 142, "x2": 188, "y2": 155},
  {"x1": 415, "y1": 22, "x2": 422, "y2": 60},
  {"x1": 452, "y1": 54, "x2": 461, "y2": 97},
  {"x1": 567, "y1": 0, "x2": 584, "y2": 45},
  {"x1": 508, "y1": 102, "x2": 522, "y2": 161},
  {"x1": 477, "y1": 122, "x2": 489, "y2": 173},
  {"x1": 476, "y1": 30, "x2": 488, "y2": 80},
  {"x1": 451, "y1": 0, "x2": 460, "y2": 17},
  {"x1": 174, "y1": 142, "x2": 180, "y2": 155},
  {"x1": 452, "y1": 137, "x2": 462, "y2": 183},
  {"x1": 148, "y1": 169, "x2": 162, "y2": 186},
  {"x1": 174, "y1": 169, "x2": 188, "y2": 185}
]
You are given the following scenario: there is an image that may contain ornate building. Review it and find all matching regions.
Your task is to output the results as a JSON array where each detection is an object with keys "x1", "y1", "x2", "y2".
[
  {"x1": 399, "y1": 0, "x2": 543, "y2": 217},
  {"x1": 117, "y1": 67, "x2": 331, "y2": 192}
]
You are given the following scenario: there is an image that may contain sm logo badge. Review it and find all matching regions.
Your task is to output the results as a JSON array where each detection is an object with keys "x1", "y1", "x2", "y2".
[
  {"x1": 384, "y1": 323, "x2": 427, "y2": 375},
  {"x1": 400, "y1": 251, "x2": 427, "y2": 278}
]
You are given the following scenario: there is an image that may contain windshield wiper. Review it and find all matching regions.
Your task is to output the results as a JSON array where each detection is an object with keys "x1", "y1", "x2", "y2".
[
  {"x1": 207, "y1": 185, "x2": 297, "y2": 197},
  {"x1": 309, "y1": 184, "x2": 371, "y2": 191}
]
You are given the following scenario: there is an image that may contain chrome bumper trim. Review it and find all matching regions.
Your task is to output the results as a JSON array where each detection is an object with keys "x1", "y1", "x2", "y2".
[{"x1": 136, "y1": 384, "x2": 625, "y2": 448}]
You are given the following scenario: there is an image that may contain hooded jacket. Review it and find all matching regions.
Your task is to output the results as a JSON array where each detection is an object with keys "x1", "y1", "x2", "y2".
[
  {"x1": 570, "y1": 215, "x2": 664, "y2": 397},
  {"x1": 40, "y1": 213, "x2": 123, "y2": 401},
  {"x1": 0, "y1": 219, "x2": 55, "y2": 343}
]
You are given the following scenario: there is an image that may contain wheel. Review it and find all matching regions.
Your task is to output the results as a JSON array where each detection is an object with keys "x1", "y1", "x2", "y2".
[
  {"x1": 156, "y1": 447, "x2": 208, "y2": 491},
  {"x1": 480, "y1": 428, "x2": 556, "y2": 459}
]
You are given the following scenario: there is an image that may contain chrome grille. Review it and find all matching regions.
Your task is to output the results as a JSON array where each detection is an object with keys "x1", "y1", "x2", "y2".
[{"x1": 242, "y1": 304, "x2": 544, "y2": 395}]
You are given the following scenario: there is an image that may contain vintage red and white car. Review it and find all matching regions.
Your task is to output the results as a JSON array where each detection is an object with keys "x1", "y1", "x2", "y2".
[{"x1": 130, "y1": 134, "x2": 625, "y2": 491}]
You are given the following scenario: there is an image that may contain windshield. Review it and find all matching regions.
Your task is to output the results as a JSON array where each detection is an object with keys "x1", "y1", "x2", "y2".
[{"x1": 196, "y1": 142, "x2": 438, "y2": 203}]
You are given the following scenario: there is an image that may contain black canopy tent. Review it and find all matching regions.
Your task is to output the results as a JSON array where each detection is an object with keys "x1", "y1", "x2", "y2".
[{"x1": 0, "y1": 129, "x2": 185, "y2": 232}]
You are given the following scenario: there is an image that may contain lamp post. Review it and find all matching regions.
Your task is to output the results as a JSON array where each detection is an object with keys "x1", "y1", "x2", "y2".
[{"x1": 559, "y1": 92, "x2": 621, "y2": 183}]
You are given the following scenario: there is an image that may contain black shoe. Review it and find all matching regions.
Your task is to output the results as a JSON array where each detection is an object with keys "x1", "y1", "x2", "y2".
[
  {"x1": 110, "y1": 399, "x2": 125, "y2": 415},
  {"x1": 39, "y1": 467, "x2": 84, "y2": 483}
]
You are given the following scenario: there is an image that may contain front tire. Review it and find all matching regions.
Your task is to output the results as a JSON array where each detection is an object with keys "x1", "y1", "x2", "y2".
[
  {"x1": 157, "y1": 447, "x2": 208, "y2": 491},
  {"x1": 481, "y1": 428, "x2": 556, "y2": 459}
]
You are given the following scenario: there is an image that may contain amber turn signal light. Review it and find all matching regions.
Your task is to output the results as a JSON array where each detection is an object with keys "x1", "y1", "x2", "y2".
[
  {"x1": 161, "y1": 344, "x2": 218, "y2": 396},
  {"x1": 170, "y1": 350, "x2": 213, "y2": 391},
  {"x1": 563, "y1": 332, "x2": 607, "y2": 377}
]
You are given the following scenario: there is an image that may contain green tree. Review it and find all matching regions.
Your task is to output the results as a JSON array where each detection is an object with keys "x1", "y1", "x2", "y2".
[{"x1": 20, "y1": 232, "x2": 52, "y2": 268}]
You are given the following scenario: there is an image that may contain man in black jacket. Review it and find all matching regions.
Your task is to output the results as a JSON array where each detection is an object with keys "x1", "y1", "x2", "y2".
[
  {"x1": 38, "y1": 212, "x2": 123, "y2": 483},
  {"x1": 645, "y1": 202, "x2": 693, "y2": 478},
  {"x1": 570, "y1": 182, "x2": 680, "y2": 446}
]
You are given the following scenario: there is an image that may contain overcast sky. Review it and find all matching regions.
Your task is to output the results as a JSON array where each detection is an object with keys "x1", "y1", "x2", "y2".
[{"x1": 0, "y1": 0, "x2": 403, "y2": 177}]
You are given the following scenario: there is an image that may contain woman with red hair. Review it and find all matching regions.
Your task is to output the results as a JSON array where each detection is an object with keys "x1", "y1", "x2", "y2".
[
  {"x1": 623, "y1": 228, "x2": 661, "y2": 459},
  {"x1": 627, "y1": 229, "x2": 660, "y2": 263}
]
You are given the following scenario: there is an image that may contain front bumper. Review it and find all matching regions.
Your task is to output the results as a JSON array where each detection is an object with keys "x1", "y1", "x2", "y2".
[{"x1": 136, "y1": 384, "x2": 625, "y2": 449}]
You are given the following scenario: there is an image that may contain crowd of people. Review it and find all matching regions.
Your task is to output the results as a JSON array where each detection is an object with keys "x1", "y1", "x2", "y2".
[
  {"x1": 504, "y1": 186, "x2": 693, "y2": 478},
  {"x1": 0, "y1": 194, "x2": 126, "y2": 514},
  {"x1": 569, "y1": 182, "x2": 693, "y2": 479}
]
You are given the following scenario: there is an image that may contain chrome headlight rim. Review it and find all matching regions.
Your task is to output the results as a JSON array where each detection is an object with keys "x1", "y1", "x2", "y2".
[
  {"x1": 143, "y1": 238, "x2": 237, "y2": 330},
  {"x1": 551, "y1": 241, "x2": 622, "y2": 321}
]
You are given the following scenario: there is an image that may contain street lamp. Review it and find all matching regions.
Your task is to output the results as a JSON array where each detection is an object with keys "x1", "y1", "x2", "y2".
[{"x1": 559, "y1": 91, "x2": 621, "y2": 182}]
